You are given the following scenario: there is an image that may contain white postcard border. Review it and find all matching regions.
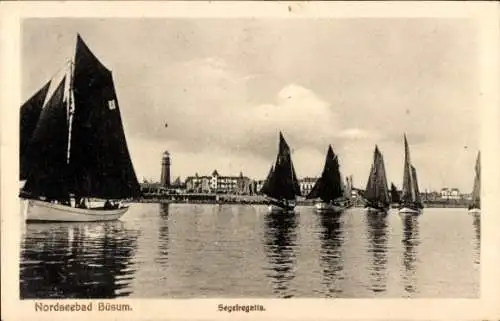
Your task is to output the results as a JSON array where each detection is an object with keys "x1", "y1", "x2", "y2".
[{"x1": 1, "y1": 2, "x2": 499, "y2": 320}]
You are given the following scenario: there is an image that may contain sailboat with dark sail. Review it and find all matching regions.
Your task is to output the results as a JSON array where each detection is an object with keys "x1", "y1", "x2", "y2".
[
  {"x1": 468, "y1": 151, "x2": 480, "y2": 214},
  {"x1": 20, "y1": 35, "x2": 141, "y2": 222},
  {"x1": 260, "y1": 132, "x2": 301, "y2": 213},
  {"x1": 399, "y1": 135, "x2": 423, "y2": 215},
  {"x1": 306, "y1": 145, "x2": 348, "y2": 212},
  {"x1": 364, "y1": 146, "x2": 390, "y2": 213},
  {"x1": 390, "y1": 182, "x2": 400, "y2": 208}
]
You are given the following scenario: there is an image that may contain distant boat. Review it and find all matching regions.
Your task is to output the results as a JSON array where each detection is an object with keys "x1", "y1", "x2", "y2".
[
  {"x1": 306, "y1": 145, "x2": 349, "y2": 212},
  {"x1": 20, "y1": 34, "x2": 141, "y2": 222},
  {"x1": 364, "y1": 146, "x2": 390, "y2": 214},
  {"x1": 399, "y1": 135, "x2": 423, "y2": 215},
  {"x1": 260, "y1": 132, "x2": 301, "y2": 213},
  {"x1": 390, "y1": 182, "x2": 400, "y2": 208},
  {"x1": 468, "y1": 151, "x2": 480, "y2": 214},
  {"x1": 343, "y1": 175, "x2": 354, "y2": 209}
]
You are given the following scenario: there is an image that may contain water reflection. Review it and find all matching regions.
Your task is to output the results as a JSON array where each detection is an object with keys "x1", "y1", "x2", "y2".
[
  {"x1": 263, "y1": 212, "x2": 298, "y2": 298},
  {"x1": 156, "y1": 203, "x2": 170, "y2": 267},
  {"x1": 401, "y1": 215, "x2": 420, "y2": 296},
  {"x1": 20, "y1": 221, "x2": 140, "y2": 299},
  {"x1": 472, "y1": 213, "x2": 480, "y2": 264},
  {"x1": 366, "y1": 213, "x2": 388, "y2": 293},
  {"x1": 317, "y1": 212, "x2": 344, "y2": 297}
]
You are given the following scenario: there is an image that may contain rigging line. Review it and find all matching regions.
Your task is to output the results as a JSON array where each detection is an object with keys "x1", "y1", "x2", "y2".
[
  {"x1": 21, "y1": 59, "x2": 74, "y2": 105},
  {"x1": 45, "y1": 58, "x2": 74, "y2": 84},
  {"x1": 40, "y1": 59, "x2": 76, "y2": 110}
]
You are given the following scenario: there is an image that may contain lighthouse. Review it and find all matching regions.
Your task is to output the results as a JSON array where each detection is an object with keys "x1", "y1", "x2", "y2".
[{"x1": 160, "y1": 151, "x2": 171, "y2": 188}]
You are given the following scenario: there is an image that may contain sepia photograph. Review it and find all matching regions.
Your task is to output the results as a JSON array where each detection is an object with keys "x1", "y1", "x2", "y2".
[
  {"x1": 19, "y1": 16, "x2": 481, "y2": 299},
  {"x1": 2, "y1": 1, "x2": 500, "y2": 320}
]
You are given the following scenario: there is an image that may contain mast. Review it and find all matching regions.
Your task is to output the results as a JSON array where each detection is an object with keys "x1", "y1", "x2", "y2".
[
  {"x1": 66, "y1": 62, "x2": 75, "y2": 165},
  {"x1": 471, "y1": 151, "x2": 481, "y2": 208},
  {"x1": 65, "y1": 34, "x2": 79, "y2": 165}
]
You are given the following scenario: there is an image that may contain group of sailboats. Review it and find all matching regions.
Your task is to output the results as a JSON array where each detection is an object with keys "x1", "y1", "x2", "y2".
[
  {"x1": 20, "y1": 35, "x2": 141, "y2": 222},
  {"x1": 261, "y1": 132, "x2": 351, "y2": 214},
  {"x1": 362, "y1": 136, "x2": 480, "y2": 216},
  {"x1": 261, "y1": 132, "x2": 480, "y2": 217},
  {"x1": 363, "y1": 135, "x2": 423, "y2": 216}
]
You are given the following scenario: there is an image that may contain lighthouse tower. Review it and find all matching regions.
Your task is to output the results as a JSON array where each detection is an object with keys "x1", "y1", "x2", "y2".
[{"x1": 160, "y1": 151, "x2": 171, "y2": 188}]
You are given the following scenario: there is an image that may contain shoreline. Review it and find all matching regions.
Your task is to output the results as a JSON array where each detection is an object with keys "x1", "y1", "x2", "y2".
[{"x1": 133, "y1": 197, "x2": 470, "y2": 208}]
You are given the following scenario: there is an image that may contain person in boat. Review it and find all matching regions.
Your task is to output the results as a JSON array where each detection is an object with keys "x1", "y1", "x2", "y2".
[
  {"x1": 104, "y1": 200, "x2": 119, "y2": 209},
  {"x1": 75, "y1": 197, "x2": 87, "y2": 209}
]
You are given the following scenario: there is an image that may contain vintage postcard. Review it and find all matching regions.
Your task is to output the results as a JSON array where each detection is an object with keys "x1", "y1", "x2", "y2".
[{"x1": 1, "y1": 1, "x2": 499, "y2": 320}]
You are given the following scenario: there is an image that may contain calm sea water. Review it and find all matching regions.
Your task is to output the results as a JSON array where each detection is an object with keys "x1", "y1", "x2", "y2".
[{"x1": 20, "y1": 203, "x2": 480, "y2": 298}]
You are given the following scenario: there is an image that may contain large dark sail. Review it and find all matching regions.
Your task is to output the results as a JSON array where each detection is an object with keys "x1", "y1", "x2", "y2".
[
  {"x1": 20, "y1": 80, "x2": 51, "y2": 180},
  {"x1": 22, "y1": 78, "x2": 70, "y2": 199},
  {"x1": 69, "y1": 35, "x2": 141, "y2": 199},
  {"x1": 364, "y1": 146, "x2": 390, "y2": 206},
  {"x1": 470, "y1": 151, "x2": 480, "y2": 209},
  {"x1": 260, "y1": 165, "x2": 275, "y2": 196},
  {"x1": 261, "y1": 132, "x2": 301, "y2": 200},
  {"x1": 306, "y1": 145, "x2": 343, "y2": 202}
]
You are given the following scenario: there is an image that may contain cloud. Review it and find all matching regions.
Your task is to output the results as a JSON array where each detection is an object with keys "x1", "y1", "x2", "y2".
[
  {"x1": 337, "y1": 128, "x2": 383, "y2": 141},
  {"x1": 122, "y1": 56, "x2": 360, "y2": 181},
  {"x1": 123, "y1": 56, "x2": 345, "y2": 159},
  {"x1": 125, "y1": 56, "x2": 477, "y2": 189}
]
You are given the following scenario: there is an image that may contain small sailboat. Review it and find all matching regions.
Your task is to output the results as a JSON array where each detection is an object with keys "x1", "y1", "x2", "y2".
[
  {"x1": 343, "y1": 175, "x2": 354, "y2": 209},
  {"x1": 260, "y1": 132, "x2": 301, "y2": 213},
  {"x1": 306, "y1": 145, "x2": 347, "y2": 212},
  {"x1": 468, "y1": 151, "x2": 481, "y2": 214},
  {"x1": 20, "y1": 34, "x2": 141, "y2": 222},
  {"x1": 390, "y1": 183, "x2": 400, "y2": 208},
  {"x1": 364, "y1": 146, "x2": 390, "y2": 214},
  {"x1": 399, "y1": 135, "x2": 423, "y2": 215}
]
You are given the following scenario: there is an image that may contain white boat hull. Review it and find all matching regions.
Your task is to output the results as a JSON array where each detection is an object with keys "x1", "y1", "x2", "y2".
[
  {"x1": 268, "y1": 204, "x2": 295, "y2": 213},
  {"x1": 366, "y1": 207, "x2": 388, "y2": 214},
  {"x1": 398, "y1": 207, "x2": 422, "y2": 216},
  {"x1": 24, "y1": 199, "x2": 128, "y2": 222},
  {"x1": 315, "y1": 202, "x2": 345, "y2": 212},
  {"x1": 468, "y1": 208, "x2": 481, "y2": 214}
]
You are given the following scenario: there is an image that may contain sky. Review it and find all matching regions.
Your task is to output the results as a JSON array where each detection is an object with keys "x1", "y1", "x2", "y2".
[{"x1": 22, "y1": 18, "x2": 479, "y2": 192}]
